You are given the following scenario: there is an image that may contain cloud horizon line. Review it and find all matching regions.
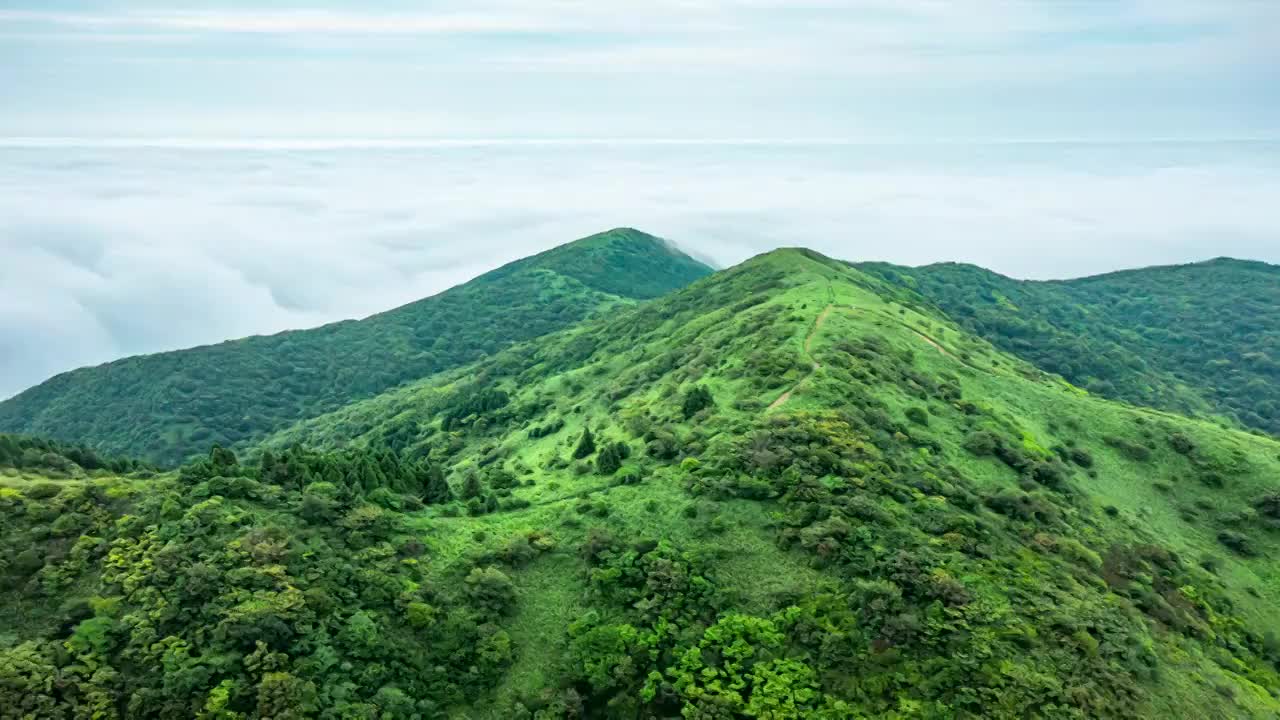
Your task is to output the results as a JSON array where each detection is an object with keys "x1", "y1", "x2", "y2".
[{"x1": 3, "y1": 136, "x2": 1277, "y2": 150}]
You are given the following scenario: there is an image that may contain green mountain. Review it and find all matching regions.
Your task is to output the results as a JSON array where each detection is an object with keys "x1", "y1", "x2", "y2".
[
  {"x1": 6, "y1": 247, "x2": 1278, "y2": 719},
  {"x1": 0, "y1": 228, "x2": 712, "y2": 465},
  {"x1": 856, "y1": 258, "x2": 1280, "y2": 436}
]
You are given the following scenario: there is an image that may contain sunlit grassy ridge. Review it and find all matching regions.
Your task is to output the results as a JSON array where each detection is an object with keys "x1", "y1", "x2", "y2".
[
  {"x1": 0, "y1": 228, "x2": 712, "y2": 466},
  {"x1": 258, "y1": 248, "x2": 1280, "y2": 716},
  {"x1": 2, "y1": 247, "x2": 1278, "y2": 718}
]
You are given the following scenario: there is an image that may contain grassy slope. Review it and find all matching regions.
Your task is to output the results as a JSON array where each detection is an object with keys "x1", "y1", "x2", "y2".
[
  {"x1": 0, "y1": 228, "x2": 712, "y2": 465},
  {"x1": 856, "y1": 258, "x2": 1280, "y2": 436},
  {"x1": 262, "y1": 249, "x2": 1280, "y2": 717}
]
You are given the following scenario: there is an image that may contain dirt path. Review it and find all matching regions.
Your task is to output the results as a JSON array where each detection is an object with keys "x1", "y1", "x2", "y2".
[
  {"x1": 879, "y1": 312, "x2": 992, "y2": 373},
  {"x1": 767, "y1": 304, "x2": 834, "y2": 411},
  {"x1": 910, "y1": 329, "x2": 950, "y2": 356}
]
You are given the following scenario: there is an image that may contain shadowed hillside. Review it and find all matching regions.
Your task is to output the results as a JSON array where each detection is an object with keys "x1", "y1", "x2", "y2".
[
  {"x1": 0, "y1": 228, "x2": 712, "y2": 465},
  {"x1": 857, "y1": 257, "x2": 1280, "y2": 436}
]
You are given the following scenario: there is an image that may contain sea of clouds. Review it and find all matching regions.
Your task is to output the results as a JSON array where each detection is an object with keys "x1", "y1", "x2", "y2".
[{"x1": 2, "y1": 139, "x2": 1278, "y2": 399}]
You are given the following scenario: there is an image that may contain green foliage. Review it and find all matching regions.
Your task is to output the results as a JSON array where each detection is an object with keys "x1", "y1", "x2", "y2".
[
  {"x1": 595, "y1": 441, "x2": 631, "y2": 475},
  {"x1": 422, "y1": 462, "x2": 453, "y2": 505},
  {"x1": 0, "y1": 432, "x2": 147, "y2": 475},
  {"x1": 572, "y1": 426, "x2": 596, "y2": 459},
  {"x1": 441, "y1": 386, "x2": 511, "y2": 432},
  {"x1": 682, "y1": 385, "x2": 715, "y2": 419},
  {"x1": 0, "y1": 228, "x2": 712, "y2": 464},
  {"x1": 859, "y1": 257, "x2": 1280, "y2": 435},
  {"x1": 0, "y1": 456, "x2": 517, "y2": 718}
]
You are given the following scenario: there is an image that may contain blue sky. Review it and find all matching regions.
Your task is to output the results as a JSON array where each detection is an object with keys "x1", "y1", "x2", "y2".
[{"x1": 1, "y1": 1, "x2": 1276, "y2": 140}]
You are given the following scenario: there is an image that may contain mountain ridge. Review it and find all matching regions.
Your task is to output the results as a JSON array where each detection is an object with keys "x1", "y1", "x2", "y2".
[
  {"x1": 856, "y1": 254, "x2": 1279, "y2": 435},
  {"x1": 0, "y1": 228, "x2": 713, "y2": 464}
]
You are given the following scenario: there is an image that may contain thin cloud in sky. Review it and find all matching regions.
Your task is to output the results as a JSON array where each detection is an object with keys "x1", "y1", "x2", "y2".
[
  {"x1": 1, "y1": 1, "x2": 1276, "y2": 138},
  {"x1": 0, "y1": 9, "x2": 565, "y2": 34}
]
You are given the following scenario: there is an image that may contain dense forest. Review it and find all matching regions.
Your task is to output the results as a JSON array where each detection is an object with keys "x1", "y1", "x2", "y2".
[
  {"x1": 857, "y1": 258, "x2": 1280, "y2": 436},
  {"x1": 5, "y1": 247, "x2": 1278, "y2": 718},
  {"x1": 0, "y1": 229, "x2": 711, "y2": 465},
  {"x1": 0, "y1": 433, "x2": 150, "y2": 477}
]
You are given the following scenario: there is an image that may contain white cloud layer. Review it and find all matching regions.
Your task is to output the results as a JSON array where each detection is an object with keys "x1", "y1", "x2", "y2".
[{"x1": 2, "y1": 140, "x2": 1278, "y2": 399}]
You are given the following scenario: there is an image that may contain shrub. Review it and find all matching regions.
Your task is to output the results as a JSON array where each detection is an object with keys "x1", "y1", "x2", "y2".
[
  {"x1": 1030, "y1": 461, "x2": 1070, "y2": 491},
  {"x1": 904, "y1": 406, "x2": 929, "y2": 426},
  {"x1": 366, "y1": 487, "x2": 403, "y2": 511},
  {"x1": 682, "y1": 386, "x2": 714, "y2": 419},
  {"x1": 573, "y1": 428, "x2": 596, "y2": 459},
  {"x1": 1067, "y1": 447, "x2": 1094, "y2": 468},
  {"x1": 1104, "y1": 435, "x2": 1152, "y2": 462},
  {"x1": 500, "y1": 497, "x2": 532, "y2": 511},
  {"x1": 405, "y1": 602, "x2": 437, "y2": 629},
  {"x1": 963, "y1": 430, "x2": 1001, "y2": 457},
  {"x1": 464, "y1": 566, "x2": 516, "y2": 615},
  {"x1": 13, "y1": 548, "x2": 43, "y2": 575},
  {"x1": 596, "y1": 442, "x2": 631, "y2": 475},
  {"x1": 1216, "y1": 530, "x2": 1255, "y2": 556},
  {"x1": 528, "y1": 418, "x2": 565, "y2": 439},
  {"x1": 50, "y1": 512, "x2": 90, "y2": 537},
  {"x1": 1253, "y1": 491, "x2": 1280, "y2": 520},
  {"x1": 1197, "y1": 471, "x2": 1225, "y2": 489},
  {"x1": 1168, "y1": 432, "x2": 1196, "y2": 455},
  {"x1": 25, "y1": 483, "x2": 62, "y2": 500}
]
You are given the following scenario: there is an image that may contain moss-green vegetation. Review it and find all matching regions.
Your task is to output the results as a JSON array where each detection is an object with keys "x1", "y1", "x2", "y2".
[
  {"x1": 0, "y1": 433, "x2": 150, "y2": 478},
  {"x1": 857, "y1": 257, "x2": 1280, "y2": 435},
  {"x1": 0, "y1": 228, "x2": 712, "y2": 465},
  {"x1": 2, "y1": 246, "x2": 1278, "y2": 718}
]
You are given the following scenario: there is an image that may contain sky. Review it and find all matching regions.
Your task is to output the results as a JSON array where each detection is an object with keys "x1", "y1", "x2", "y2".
[
  {"x1": 2, "y1": 1, "x2": 1277, "y2": 140},
  {"x1": 1, "y1": 1, "x2": 1278, "y2": 399}
]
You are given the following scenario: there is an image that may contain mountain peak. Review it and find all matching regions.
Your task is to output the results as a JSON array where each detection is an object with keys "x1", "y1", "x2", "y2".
[
  {"x1": 518, "y1": 227, "x2": 712, "y2": 300},
  {"x1": 533, "y1": 227, "x2": 680, "y2": 259}
]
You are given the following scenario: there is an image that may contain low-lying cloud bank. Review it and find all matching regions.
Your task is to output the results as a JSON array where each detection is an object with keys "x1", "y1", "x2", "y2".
[{"x1": 3, "y1": 140, "x2": 1277, "y2": 399}]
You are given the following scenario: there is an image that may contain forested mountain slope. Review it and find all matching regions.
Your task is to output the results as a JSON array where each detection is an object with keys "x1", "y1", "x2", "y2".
[
  {"x1": 4, "y1": 249, "x2": 1279, "y2": 719},
  {"x1": 856, "y1": 258, "x2": 1280, "y2": 436},
  {"x1": 0, "y1": 228, "x2": 711, "y2": 465},
  {"x1": 0, "y1": 432, "x2": 150, "y2": 479}
]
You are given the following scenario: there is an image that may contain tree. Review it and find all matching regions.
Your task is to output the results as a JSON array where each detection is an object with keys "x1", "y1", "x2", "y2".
[
  {"x1": 682, "y1": 386, "x2": 714, "y2": 419},
  {"x1": 258, "y1": 449, "x2": 278, "y2": 481},
  {"x1": 573, "y1": 427, "x2": 597, "y2": 459},
  {"x1": 464, "y1": 566, "x2": 516, "y2": 616},
  {"x1": 597, "y1": 441, "x2": 630, "y2": 475},
  {"x1": 422, "y1": 462, "x2": 452, "y2": 504},
  {"x1": 209, "y1": 444, "x2": 239, "y2": 473},
  {"x1": 461, "y1": 472, "x2": 484, "y2": 500}
]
